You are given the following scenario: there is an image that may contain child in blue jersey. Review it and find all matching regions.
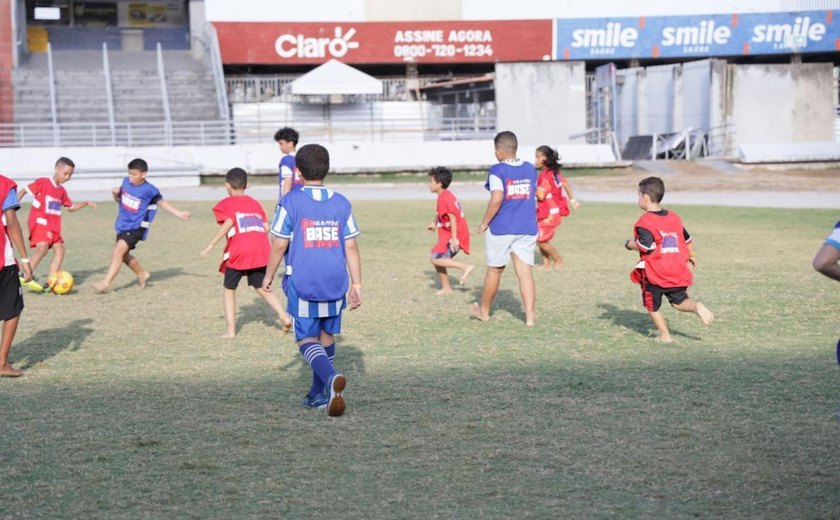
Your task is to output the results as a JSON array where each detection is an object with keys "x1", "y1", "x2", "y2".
[
  {"x1": 470, "y1": 131, "x2": 538, "y2": 326},
  {"x1": 264, "y1": 144, "x2": 362, "y2": 417},
  {"x1": 92, "y1": 158, "x2": 191, "y2": 293},
  {"x1": 274, "y1": 127, "x2": 300, "y2": 202},
  {"x1": 813, "y1": 220, "x2": 840, "y2": 364}
]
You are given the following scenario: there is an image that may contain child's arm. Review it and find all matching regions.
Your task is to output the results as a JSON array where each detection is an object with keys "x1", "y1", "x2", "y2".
[
  {"x1": 813, "y1": 243, "x2": 840, "y2": 282},
  {"x1": 447, "y1": 212, "x2": 460, "y2": 251},
  {"x1": 562, "y1": 180, "x2": 580, "y2": 209},
  {"x1": 426, "y1": 218, "x2": 436, "y2": 231},
  {"x1": 476, "y1": 190, "x2": 503, "y2": 234},
  {"x1": 5, "y1": 209, "x2": 32, "y2": 282},
  {"x1": 280, "y1": 177, "x2": 293, "y2": 198},
  {"x1": 111, "y1": 187, "x2": 121, "y2": 202},
  {"x1": 200, "y1": 219, "x2": 234, "y2": 258},
  {"x1": 67, "y1": 201, "x2": 97, "y2": 212},
  {"x1": 17, "y1": 187, "x2": 28, "y2": 200},
  {"x1": 158, "y1": 200, "x2": 191, "y2": 220},
  {"x1": 262, "y1": 236, "x2": 290, "y2": 292},
  {"x1": 345, "y1": 237, "x2": 362, "y2": 310},
  {"x1": 686, "y1": 243, "x2": 697, "y2": 271}
]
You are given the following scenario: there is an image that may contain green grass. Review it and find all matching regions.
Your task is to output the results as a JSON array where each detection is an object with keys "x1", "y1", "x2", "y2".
[{"x1": 2, "y1": 198, "x2": 839, "y2": 519}]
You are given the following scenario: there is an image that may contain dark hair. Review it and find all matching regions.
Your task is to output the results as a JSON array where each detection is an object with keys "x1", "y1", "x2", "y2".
[
  {"x1": 226, "y1": 167, "x2": 247, "y2": 189},
  {"x1": 127, "y1": 158, "x2": 148, "y2": 172},
  {"x1": 429, "y1": 166, "x2": 452, "y2": 189},
  {"x1": 295, "y1": 144, "x2": 329, "y2": 181},
  {"x1": 274, "y1": 127, "x2": 299, "y2": 145},
  {"x1": 494, "y1": 131, "x2": 518, "y2": 154},
  {"x1": 536, "y1": 145, "x2": 562, "y2": 180},
  {"x1": 55, "y1": 157, "x2": 75, "y2": 168},
  {"x1": 638, "y1": 176, "x2": 665, "y2": 203}
]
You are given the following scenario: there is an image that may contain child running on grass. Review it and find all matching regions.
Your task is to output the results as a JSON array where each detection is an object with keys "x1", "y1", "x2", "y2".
[
  {"x1": 200, "y1": 167, "x2": 292, "y2": 338},
  {"x1": 426, "y1": 166, "x2": 473, "y2": 294},
  {"x1": 18, "y1": 157, "x2": 96, "y2": 292},
  {"x1": 92, "y1": 158, "x2": 190, "y2": 293},
  {"x1": 264, "y1": 144, "x2": 362, "y2": 417},
  {"x1": 470, "y1": 131, "x2": 538, "y2": 326},
  {"x1": 625, "y1": 176, "x2": 714, "y2": 342},
  {"x1": 0, "y1": 173, "x2": 33, "y2": 377},
  {"x1": 534, "y1": 145, "x2": 579, "y2": 269}
]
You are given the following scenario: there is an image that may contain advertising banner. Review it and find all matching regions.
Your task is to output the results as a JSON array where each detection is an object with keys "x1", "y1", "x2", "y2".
[
  {"x1": 213, "y1": 20, "x2": 552, "y2": 64},
  {"x1": 555, "y1": 10, "x2": 839, "y2": 60}
]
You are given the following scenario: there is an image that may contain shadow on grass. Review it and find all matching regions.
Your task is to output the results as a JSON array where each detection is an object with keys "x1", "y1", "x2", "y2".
[
  {"x1": 238, "y1": 297, "x2": 285, "y2": 330},
  {"x1": 423, "y1": 269, "x2": 471, "y2": 293},
  {"x1": 469, "y1": 286, "x2": 525, "y2": 322},
  {"x1": 63, "y1": 267, "x2": 105, "y2": 286},
  {"x1": 111, "y1": 268, "x2": 201, "y2": 292},
  {"x1": 596, "y1": 303, "x2": 701, "y2": 341},
  {"x1": 15, "y1": 318, "x2": 94, "y2": 368}
]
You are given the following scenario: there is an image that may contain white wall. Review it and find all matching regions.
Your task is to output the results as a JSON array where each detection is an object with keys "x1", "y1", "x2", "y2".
[{"x1": 204, "y1": 0, "x2": 365, "y2": 22}]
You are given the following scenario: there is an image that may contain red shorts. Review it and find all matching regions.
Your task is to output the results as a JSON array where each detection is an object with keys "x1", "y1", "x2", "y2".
[
  {"x1": 537, "y1": 216, "x2": 560, "y2": 243},
  {"x1": 29, "y1": 226, "x2": 63, "y2": 248}
]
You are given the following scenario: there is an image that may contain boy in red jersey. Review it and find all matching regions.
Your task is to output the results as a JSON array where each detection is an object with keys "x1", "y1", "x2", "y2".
[
  {"x1": 18, "y1": 157, "x2": 96, "y2": 291},
  {"x1": 426, "y1": 167, "x2": 473, "y2": 294},
  {"x1": 624, "y1": 176, "x2": 714, "y2": 342},
  {"x1": 200, "y1": 168, "x2": 292, "y2": 338}
]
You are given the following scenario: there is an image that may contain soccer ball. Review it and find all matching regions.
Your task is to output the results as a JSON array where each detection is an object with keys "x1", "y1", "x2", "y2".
[{"x1": 48, "y1": 271, "x2": 74, "y2": 295}]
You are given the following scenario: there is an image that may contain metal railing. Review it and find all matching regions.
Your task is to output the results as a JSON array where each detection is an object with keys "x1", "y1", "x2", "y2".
[
  {"x1": 202, "y1": 22, "x2": 231, "y2": 122},
  {"x1": 0, "y1": 114, "x2": 496, "y2": 148},
  {"x1": 156, "y1": 42, "x2": 173, "y2": 145}
]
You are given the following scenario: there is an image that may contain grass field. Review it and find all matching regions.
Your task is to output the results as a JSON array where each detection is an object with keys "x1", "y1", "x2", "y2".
[{"x1": 2, "y1": 196, "x2": 839, "y2": 518}]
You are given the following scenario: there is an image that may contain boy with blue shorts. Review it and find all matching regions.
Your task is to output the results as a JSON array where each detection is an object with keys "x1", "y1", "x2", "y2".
[
  {"x1": 263, "y1": 144, "x2": 362, "y2": 417},
  {"x1": 470, "y1": 131, "x2": 538, "y2": 326}
]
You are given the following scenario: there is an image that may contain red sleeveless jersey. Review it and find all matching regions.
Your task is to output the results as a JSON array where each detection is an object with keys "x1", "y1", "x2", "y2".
[
  {"x1": 433, "y1": 189, "x2": 470, "y2": 255},
  {"x1": 212, "y1": 195, "x2": 270, "y2": 272},
  {"x1": 0, "y1": 175, "x2": 17, "y2": 265},
  {"x1": 27, "y1": 177, "x2": 72, "y2": 235},
  {"x1": 633, "y1": 210, "x2": 692, "y2": 288}
]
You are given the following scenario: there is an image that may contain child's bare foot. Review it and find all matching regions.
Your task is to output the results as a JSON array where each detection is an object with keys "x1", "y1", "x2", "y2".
[
  {"x1": 469, "y1": 303, "x2": 489, "y2": 321},
  {"x1": 221, "y1": 331, "x2": 236, "y2": 339},
  {"x1": 138, "y1": 271, "x2": 151, "y2": 289},
  {"x1": 0, "y1": 364, "x2": 24, "y2": 377},
  {"x1": 553, "y1": 257, "x2": 565, "y2": 269},
  {"x1": 696, "y1": 303, "x2": 715, "y2": 325},
  {"x1": 435, "y1": 287, "x2": 453, "y2": 295},
  {"x1": 656, "y1": 335, "x2": 673, "y2": 343},
  {"x1": 459, "y1": 265, "x2": 474, "y2": 285},
  {"x1": 91, "y1": 281, "x2": 109, "y2": 294}
]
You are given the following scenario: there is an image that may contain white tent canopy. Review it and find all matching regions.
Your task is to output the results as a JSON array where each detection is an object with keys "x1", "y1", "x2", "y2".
[{"x1": 288, "y1": 59, "x2": 383, "y2": 96}]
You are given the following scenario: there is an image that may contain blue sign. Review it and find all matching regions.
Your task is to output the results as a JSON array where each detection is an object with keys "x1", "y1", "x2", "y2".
[{"x1": 555, "y1": 10, "x2": 839, "y2": 60}]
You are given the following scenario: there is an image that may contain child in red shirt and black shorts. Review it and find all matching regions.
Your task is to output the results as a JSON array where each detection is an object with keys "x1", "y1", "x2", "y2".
[
  {"x1": 426, "y1": 167, "x2": 473, "y2": 295},
  {"x1": 201, "y1": 167, "x2": 292, "y2": 338},
  {"x1": 625, "y1": 176, "x2": 714, "y2": 342}
]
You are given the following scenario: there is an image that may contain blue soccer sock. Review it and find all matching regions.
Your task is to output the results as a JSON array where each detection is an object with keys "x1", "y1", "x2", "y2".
[
  {"x1": 310, "y1": 343, "x2": 336, "y2": 397},
  {"x1": 300, "y1": 342, "x2": 335, "y2": 398}
]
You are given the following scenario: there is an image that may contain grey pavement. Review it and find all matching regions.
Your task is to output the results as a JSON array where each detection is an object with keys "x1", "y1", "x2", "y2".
[{"x1": 71, "y1": 182, "x2": 840, "y2": 209}]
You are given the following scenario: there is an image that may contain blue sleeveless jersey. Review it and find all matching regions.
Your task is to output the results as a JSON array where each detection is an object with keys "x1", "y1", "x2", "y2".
[
  {"x1": 114, "y1": 178, "x2": 161, "y2": 238},
  {"x1": 485, "y1": 161, "x2": 538, "y2": 236},
  {"x1": 270, "y1": 186, "x2": 360, "y2": 316}
]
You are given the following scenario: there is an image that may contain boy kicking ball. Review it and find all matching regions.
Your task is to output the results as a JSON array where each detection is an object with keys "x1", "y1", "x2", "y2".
[{"x1": 625, "y1": 176, "x2": 714, "y2": 342}]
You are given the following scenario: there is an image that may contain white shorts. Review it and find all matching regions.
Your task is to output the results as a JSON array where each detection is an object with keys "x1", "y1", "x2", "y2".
[{"x1": 484, "y1": 231, "x2": 537, "y2": 267}]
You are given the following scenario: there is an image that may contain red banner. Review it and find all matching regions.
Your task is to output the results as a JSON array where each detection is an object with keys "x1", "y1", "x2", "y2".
[{"x1": 213, "y1": 21, "x2": 553, "y2": 64}]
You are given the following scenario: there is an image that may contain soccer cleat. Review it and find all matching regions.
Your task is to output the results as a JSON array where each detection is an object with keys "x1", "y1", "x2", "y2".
[
  {"x1": 19, "y1": 277, "x2": 44, "y2": 293},
  {"x1": 302, "y1": 393, "x2": 328, "y2": 410},
  {"x1": 325, "y1": 373, "x2": 346, "y2": 417}
]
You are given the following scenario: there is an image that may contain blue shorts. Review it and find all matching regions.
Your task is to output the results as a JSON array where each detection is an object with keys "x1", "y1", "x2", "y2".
[{"x1": 293, "y1": 314, "x2": 342, "y2": 341}]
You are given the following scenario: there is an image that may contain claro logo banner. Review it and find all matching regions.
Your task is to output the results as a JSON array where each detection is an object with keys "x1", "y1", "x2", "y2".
[
  {"x1": 555, "y1": 10, "x2": 839, "y2": 59},
  {"x1": 213, "y1": 20, "x2": 552, "y2": 64}
]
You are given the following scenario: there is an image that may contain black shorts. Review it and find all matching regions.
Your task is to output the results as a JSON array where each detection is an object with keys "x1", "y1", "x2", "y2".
[
  {"x1": 116, "y1": 228, "x2": 145, "y2": 251},
  {"x1": 642, "y1": 281, "x2": 689, "y2": 312},
  {"x1": 0, "y1": 265, "x2": 24, "y2": 321},
  {"x1": 224, "y1": 267, "x2": 267, "y2": 290}
]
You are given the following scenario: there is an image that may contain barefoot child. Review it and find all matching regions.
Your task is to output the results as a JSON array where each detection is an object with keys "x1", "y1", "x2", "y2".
[
  {"x1": 200, "y1": 167, "x2": 292, "y2": 338},
  {"x1": 534, "y1": 145, "x2": 579, "y2": 269},
  {"x1": 470, "y1": 131, "x2": 538, "y2": 326},
  {"x1": 625, "y1": 176, "x2": 714, "y2": 342},
  {"x1": 92, "y1": 158, "x2": 190, "y2": 293},
  {"x1": 426, "y1": 167, "x2": 473, "y2": 294},
  {"x1": 0, "y1": 174, "x2": 34, "y2": 377},
  {"x1": 18, "y1": 157, "x2": 96, "y2": 292}
]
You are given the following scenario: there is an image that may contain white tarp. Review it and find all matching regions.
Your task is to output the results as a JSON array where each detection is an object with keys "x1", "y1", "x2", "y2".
[{"x1": 288, "y1": 59, "x2": 383, "y2": 95}]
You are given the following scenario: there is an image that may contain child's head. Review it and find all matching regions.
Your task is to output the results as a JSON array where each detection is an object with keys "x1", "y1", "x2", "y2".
[
  {"x1": 274, "y1": 127, "x2": 299, "y2": 154},
  {"x1": 295, "y1": 144, "x2": 329, "y2": 182},
  {"x1": 535, "y1": 145, "x2": 561, "y2": 172},
  {"x1": 428, "y1": 167, "x2": 452, "y2": 193},
  {"x1": 127, "y1": 158, "x2": 148, "y2": 186},
  {"x1": 494, "y1": 131, "x2": 518, "y2": 161},
  {"x1": 54, "y1": 157, "x2": 75, "y2": 184},
  {"x1": 225, "y1": 167, "x2": 248, "y2": 192},
  {"x1": 638, "y1": 176, "x2": 665, "y2": 209}
]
